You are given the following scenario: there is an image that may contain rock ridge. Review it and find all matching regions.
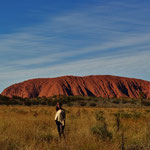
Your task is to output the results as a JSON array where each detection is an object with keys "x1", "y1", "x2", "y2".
[{"x1": 1, "y1": 75, "x2": 150, "y2": 99}]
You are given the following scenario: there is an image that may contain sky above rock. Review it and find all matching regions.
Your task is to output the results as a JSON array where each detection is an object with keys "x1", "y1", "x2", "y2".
[{"x1": 0, "y1": 0, "x2": 150, "y2": 92}]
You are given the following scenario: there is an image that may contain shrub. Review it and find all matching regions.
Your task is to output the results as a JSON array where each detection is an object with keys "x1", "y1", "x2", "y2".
[
  {"x1": 121, "y1": 99, "x2": 129, "y2": 104},
  {"x1": 131, "y1": 111, "x2": 142, "y2": 120},
  {"x1": 141, "y1": 99, "x2": 150, "y2": 106},
  {"x1": 129, "y1": 99, "x2": 137, "y2": 104},
  {"x1": 39, "y1": 100, "x2": 47, "y2": 105},
  {"x1": 67, "y1": 102, "x2": 73, "y2": 106},
  {"x1": 89, "y1": 102, "x2": 97, "y2": 107},
  {"x1": 91, "y1": 123, "x2": 112, "y2": 140},
  {"x1": 114, "y1": 111, "x2": 142, "y2": 120},
  {"x1": 24, "y1": 99, "x2": 32, "y2": 106},
  {"x1": 112, "y1": 99, "x2": 120, "y2": 104},
  {"x1": 95, "y1": 111, "x2": 105, "y2": 122},
  {"x1": 117, "y1": 112, "x2": 132, "y2": 119},
  {"x1": 79, "y1": 101, "x2": 86, "y2": 106}
]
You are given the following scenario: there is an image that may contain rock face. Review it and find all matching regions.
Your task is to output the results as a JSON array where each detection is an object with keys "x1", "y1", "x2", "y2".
[{"x1": 1, "y1": 75, "x2": 150, "y2": 98}]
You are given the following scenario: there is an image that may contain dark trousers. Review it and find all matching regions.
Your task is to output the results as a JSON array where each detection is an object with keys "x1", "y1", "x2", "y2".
[{"x1": 56, "y1": 121, "x2": 65, "y2": 138}]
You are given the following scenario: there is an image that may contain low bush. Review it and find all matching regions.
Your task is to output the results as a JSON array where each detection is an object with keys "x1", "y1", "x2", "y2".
[
  {"x1": 91, "y1": 123, "x2": 112, "y2": 140},
  {"x1": 89, "y1": 102, "x2": 97, "y2": 107},
  {"x1": 141, "y1": 99, "x2": 150, "y2": 106},
  {"x1": 79, "y1": 101, "x2": 86, "y2": 106},
  {"x1": 114, "y1": 112, "x2": 132, "y2": 119},
  {"x1": 95, "y1": 111, "x2": 105, "y2": 122},
  {"x1": 112, "y1": 99, "x2": 120, "y2": 104}
]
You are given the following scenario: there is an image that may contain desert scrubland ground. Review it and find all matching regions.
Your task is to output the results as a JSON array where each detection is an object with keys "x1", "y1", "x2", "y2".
[{"x1": 0, "y1": 106, "x2": 150, "y2": 150}]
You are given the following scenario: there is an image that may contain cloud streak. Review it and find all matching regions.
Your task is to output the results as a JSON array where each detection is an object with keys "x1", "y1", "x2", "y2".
[
  {"x1": 1, "y1": 49, "x2": 150, "y2": 91},
  {"x1": 0, "y1": 0, "x2": 150, "y2": 92}
]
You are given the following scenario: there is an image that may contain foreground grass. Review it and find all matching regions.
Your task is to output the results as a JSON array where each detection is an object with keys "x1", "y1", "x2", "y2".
[{"x1": 0, "y1": 106, "x2": 150, "y2": 150}]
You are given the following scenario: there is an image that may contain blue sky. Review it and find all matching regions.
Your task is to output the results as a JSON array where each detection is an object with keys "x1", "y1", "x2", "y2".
[{"x1": 0, "y1": 0, "x2": 150, "y2": 92}]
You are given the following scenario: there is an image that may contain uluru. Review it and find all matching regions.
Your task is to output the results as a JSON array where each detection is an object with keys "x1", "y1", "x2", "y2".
[{"x1": 1, "y1": 75, "x2": 150, "y2": 99}]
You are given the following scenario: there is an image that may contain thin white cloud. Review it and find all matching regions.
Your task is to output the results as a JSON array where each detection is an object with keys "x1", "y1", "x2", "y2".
[
  {"x1": 1, "y1": 50, "x2": 150, "y2": 81},
  {"x1": 0, "y1": 1, "x2": 150, "y2": 92},
  {"x1": 0, "y1": 49, "x2": 150, "y2": 93}
]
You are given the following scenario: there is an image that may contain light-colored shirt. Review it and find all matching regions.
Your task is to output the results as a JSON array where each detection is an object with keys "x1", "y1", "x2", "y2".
[{"x1": 55, "y1": 109, "x2": 65, "y2": 126}]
